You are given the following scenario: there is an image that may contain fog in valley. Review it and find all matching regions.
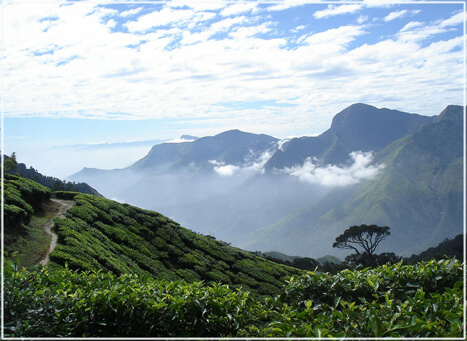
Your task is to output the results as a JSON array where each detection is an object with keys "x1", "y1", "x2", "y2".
[{"x1": 69, "y1": 138, "x2": 385, "y2": 256}]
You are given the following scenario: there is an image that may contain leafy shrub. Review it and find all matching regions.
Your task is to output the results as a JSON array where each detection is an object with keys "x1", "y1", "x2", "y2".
[
  {"x1": 5, "y1": 259, "x2": 463, "y2": 338},
  {"x1": 52, "y1": 191, "x2": 80, "y2": 200},
  {"x1": 4, "y1": 263, "x2": 261, "y2": 337}
]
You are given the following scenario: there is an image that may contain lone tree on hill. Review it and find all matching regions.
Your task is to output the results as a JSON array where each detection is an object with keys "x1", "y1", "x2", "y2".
[
  {"x1": 333, "y1": 224, "x2": 390, "y2": 267},
  {"x1": 4, "y1": 152, "x2": 18, "y2": 175}
]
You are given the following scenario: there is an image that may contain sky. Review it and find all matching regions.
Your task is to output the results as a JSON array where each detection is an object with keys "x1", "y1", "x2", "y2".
[{"x1": 1, "y1": 0, "x2": 465, "y2": 178}]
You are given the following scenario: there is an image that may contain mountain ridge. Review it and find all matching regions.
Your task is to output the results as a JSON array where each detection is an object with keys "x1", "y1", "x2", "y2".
[
  {"x1": 67, "y1": 103, "x2": 461, "y2": 258},
  {"x1": 243, "y1": 105, "x2": 463, "y2": 257},
  {"x1": 264, "y1": 103, "x2": 435, "y2": 171}
]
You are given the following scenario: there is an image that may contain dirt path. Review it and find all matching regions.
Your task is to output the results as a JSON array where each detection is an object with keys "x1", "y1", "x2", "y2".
[{"x1": 39, "y1": 198, "x2": 75, "y2": 266}]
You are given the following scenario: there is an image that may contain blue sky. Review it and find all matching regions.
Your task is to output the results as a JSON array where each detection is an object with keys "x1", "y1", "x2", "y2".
[{"x1": 2, "y1": 0, "x2": 465, "y2": 177}]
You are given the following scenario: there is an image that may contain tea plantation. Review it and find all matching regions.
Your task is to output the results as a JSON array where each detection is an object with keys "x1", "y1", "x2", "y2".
[
  {"x1": 3, "y1": 175, "x2": 465, "y2": 337},
  {"x1": 4, "y1": 258, "x2": 463, "y2": 337}
]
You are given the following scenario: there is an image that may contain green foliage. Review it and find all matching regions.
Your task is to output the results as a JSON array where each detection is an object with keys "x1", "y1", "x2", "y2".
[
  {"x1": 4, "y1": 175, "x2": 51, "y2": 230},
  {"x1": 5, "y1": 258, "x2": 463, "y2": 338},
  {"x1": 49, "y1": 194, "x2": 302, "y2": 295},
  {"x1": 4, "y1": 262, "x2": 262, "y2": 337},
  {"x1": 3, "y1": 154, "x2": 100, "y2": 196},
  {"x1": 406, "y1": 234, "x2": 464, "y2": 263},
  {"x1": 333, "y1": 224, "x2": 390, "y2": 266},
  {"x1": 52, "y1": 191, "x2": 81, "y2": 200},
  {"x1": 4, "y1": 152, "x2": 18, "y2": 174},
  {"x1": 244, "y1": 259, "x2": 464, "y2": 338}
]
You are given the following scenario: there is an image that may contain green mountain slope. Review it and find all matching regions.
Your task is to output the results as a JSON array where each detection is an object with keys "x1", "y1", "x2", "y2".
[
  {"x1": 246, "y1": 105, "x2": 463, "y2": 257},
  {"x1": 49, "y1": 193, "x2": 302, "y2": 296}
]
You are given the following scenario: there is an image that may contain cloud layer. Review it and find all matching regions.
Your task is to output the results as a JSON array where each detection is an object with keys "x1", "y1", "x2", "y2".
[
  {"x1": 283, "y1": 152, "x2": 385, "y2": 186},
  {"x1": 2, "y1": 2, "x2": 464, "y2": 139}
]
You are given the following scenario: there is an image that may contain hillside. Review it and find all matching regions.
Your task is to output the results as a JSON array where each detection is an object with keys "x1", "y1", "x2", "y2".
[
  {"x1": 5, "y1": 155, "x2": 100, "y2": 196},
  {"x1": 264, "y1": 103, "x2": 434, "y2": 170},
  {"x1": 4, "y1": 173, "x2": 53, "y2": 266},
  {"x1": 245, "y1": 105, "x2": 463, "y2": 257},
  {"x1": 405, "y1": 234, "x2": 464, "y2": 263},
  {"x1": 4, "y1": 174, "x2": 463, "y2": 338}
]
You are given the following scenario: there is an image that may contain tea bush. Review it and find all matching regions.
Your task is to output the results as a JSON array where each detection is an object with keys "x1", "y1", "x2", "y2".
[
  {"x1": 4, "y1": 258, "x2": 463, "y2": 338},
  {"x1": 49, "y1": 194, "x2": 302, "y2": 295}
]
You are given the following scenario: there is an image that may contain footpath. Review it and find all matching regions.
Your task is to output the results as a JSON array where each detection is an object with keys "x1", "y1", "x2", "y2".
[{"x1": 39, "y1": 199, "x2": 75, "y2": 266}]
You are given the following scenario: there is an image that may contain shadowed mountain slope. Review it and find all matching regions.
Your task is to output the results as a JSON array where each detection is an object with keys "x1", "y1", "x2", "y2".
[
  {"x1": 245, "y1": 105, "x2": 463, "y2": 258},
  {"x1": 265, "y1": 103, "x2": 435, "y2": 170}
]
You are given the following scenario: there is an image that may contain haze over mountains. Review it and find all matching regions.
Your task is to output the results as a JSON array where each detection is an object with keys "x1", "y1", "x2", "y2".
[{"x1": 69, "y1": 103, "x2": 463, "y2": 258}]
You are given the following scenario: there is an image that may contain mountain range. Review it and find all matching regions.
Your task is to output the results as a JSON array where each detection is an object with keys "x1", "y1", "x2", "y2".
[{"x1": 69, "y1": 103, "x2": 464, "y2": 258}]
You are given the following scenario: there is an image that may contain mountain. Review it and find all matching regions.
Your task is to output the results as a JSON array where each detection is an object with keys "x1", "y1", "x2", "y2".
[
  {"x1": 69, "y1": 130, "x2": 280, "y2": 207},
  {"x1": 129, "y1": 129, "x2": 277, "y2": 172},
  {"x1": 151, "y1": 105, "x2": 436, "y2": 244},
  {"x1": 68, "y1": 104, "x2": 461, "y2": 259},
  {"x1": 265, "y1": 103, "x2": 435, "y2": 170},
  {"x1": 244, "y1": 105, "x2": 463, "y2": 258}
]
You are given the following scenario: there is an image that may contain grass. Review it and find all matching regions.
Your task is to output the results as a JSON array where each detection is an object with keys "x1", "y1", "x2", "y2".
[
  {"x1": 5, "y1": 225, "x2": 50, "y2": 267},
  {"x1": 5, "y1": 199, "x2": 64, "y2": 268}
]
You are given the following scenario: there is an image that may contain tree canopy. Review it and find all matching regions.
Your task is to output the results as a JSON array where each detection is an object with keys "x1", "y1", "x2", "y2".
[{"x1": 333, "y1": 224, "x2": 390, "y2": 266}]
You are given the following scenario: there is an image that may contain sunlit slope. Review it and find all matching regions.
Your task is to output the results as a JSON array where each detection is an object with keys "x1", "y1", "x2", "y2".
[
  {"x1": 246, "y1": 105, "x2": 463, "y2": 257},
  {"x1": 50, "y1": 193, "x2": 302, "y2": 295}
]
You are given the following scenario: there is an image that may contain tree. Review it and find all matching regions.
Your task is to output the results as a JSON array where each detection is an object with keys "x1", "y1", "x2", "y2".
[
  {"x1": 333, "y1": 224, "x2": 390, "y2": 267},
  {"x1": 4, "y1": 152, "x2": 18, "y2": 175}
]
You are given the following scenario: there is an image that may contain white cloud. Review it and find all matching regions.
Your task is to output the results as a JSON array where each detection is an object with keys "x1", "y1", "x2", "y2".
[
  {"x1": 120, "y1": 7, "x2": 143, "y2": 18},
  {"x1": 166, "y1": 0, "x2": 226, "y2": 12},
  {"x1": 313, "y1": 4, "x2": 363, "y2": 19},
  {"x1": 283, "y1": 152, "x2": 385, "y2": 186},
  {"x1": 383, "y1": 9, "x2": 420, "y2": 22},
  {"x1": 124, "y1": 8, "x2": 214, "y2": 33},
  {"x1": 209, "y1": 148, "x2": 275, "y2": 176},
  {"x1": 167, "y1": 137, "x2": 197, "y2": 143},
  {"x1": 400, "y1": 21, "x2": 423, "y2": 32},
  {"x1": 2, "y1": 1, "x2": 464, "y2": 144},
  {"x1": 396, "y1": 10, "x2": 463, "y2": 43},
  {"x1": 266, "y1": 0, "x2": 308, "y2": 12},
  {"x1": 384, "y1": 10, "x2": 408, "y2": 22},
  {"x1": 439, "y1": 11, "x2": 464, "y2": 28},
  {"x1": 357, "y1": 15, "x2": 369, "y2": 24},
  {"x1": 213, "y1": 164, "x2": 239, "y2": 176},
  {"x1": 221, "y1": 3, "x2": 257, "y2": 17}
]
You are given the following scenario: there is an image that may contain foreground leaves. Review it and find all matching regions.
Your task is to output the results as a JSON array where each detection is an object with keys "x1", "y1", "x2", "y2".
[{"x1": 5, "y1": 259, "x2": 463, "y2": 337}]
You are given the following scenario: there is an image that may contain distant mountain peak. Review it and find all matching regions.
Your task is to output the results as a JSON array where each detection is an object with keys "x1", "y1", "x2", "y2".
[
  {"x1": 215, "y1": 129, "x2": 247, "y2": 137},
  {"x1": 180, "y1": 135, "x2": 199, "y2": 141},
  {"x1": 434, "y1": 105, "x2": 463, "y2": 123}
]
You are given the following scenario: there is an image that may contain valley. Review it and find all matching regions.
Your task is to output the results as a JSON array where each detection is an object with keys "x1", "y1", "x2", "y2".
[
  {"x1": 69, "y1": 103, "x2": 464, "y2": 259},
  {"x1": 3, "y1": 103, "x2": 464, "y2": 338},
  {"x1": 3, "y1": 167, "x2": 464, "y2": 338}
]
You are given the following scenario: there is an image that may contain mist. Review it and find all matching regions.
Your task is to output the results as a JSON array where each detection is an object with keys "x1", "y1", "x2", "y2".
[
  {"x1": 283, "y1": 151, "x2": 385, "y2": 186},
  {"x1": 69, "y1": 147, "x2": 386, "y2": 257}
]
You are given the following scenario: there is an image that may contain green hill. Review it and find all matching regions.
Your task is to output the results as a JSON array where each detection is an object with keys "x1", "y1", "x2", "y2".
[
  {"x1": 246, "y1": 105, "x2": 463, "y2": 257},
  {"x1": 4, "y1": 174, "x2": 302, "y2": 296},
  {"x1": 405, "y1": 234, "x2": 464, "y2": 263},
  {"x1": 4, "y1": 174, "x2": 463, "y2": 338}
]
